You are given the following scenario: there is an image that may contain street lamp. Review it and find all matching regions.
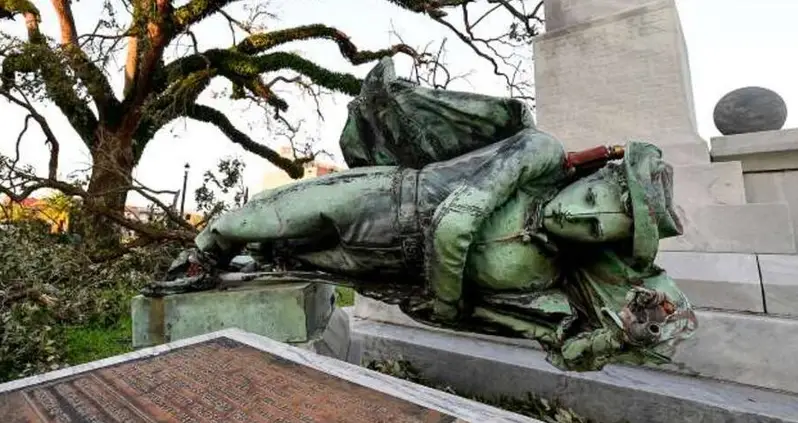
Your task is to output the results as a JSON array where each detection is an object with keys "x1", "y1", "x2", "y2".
[{"x1": 180, "y1": 163, "x2": 190, "y2": 216}]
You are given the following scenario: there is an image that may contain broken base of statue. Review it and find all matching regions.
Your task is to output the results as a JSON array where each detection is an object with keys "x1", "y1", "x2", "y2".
[
  {"x1": 343, "y1": 307, "x2": 798, "y2": 423},
  {"x1": 131, "y1": 280, "x2": 341, "y2": 354}
]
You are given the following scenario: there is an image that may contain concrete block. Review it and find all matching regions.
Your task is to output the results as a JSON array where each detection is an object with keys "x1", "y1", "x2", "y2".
[
  {"x1": 672, "y1": 162, "x2": 746, "y2": 207},
  {"x1": 659, "y1": 203, "x2": 796, "y2": 254},
  {"x1": 312, "y1": 306, "x2": 361, "y2": 364},
  {"x1": 544, "y1": 0, "x2": 657, "y2": 32},
  {"x1": 759, "y1": 254, "x2": 798, "y2": 316},
  {"x1": 354, "y1": 294, "x2": 798, "y2": 392},
  {"x1": 655, "y1": 251, "x2": 763, "y2": 312},
  {"x1": 353, "y1": 319, "x2": 798, "y2": 423},
  {"x1": 658, "y1": 139, "x2": 712, "y2": 165},
  {"x1": 743, "y1": 171, "x2": 798, "y2": 251},
  {"x1": 711, "y1": 128, "x2": 798, "y2": 172},
  {"x1": 711, "y1": 127, "x2": 798, "y2": 157},
  {"x1": 354, "y1": 299, "x2": 798, "y2": 394},
  {"x1": 534, "y1": 0, "x2": 707, "y2": 164},
  {"x1": 131, "y1": 282, "x2": 335, "y2": 348}
]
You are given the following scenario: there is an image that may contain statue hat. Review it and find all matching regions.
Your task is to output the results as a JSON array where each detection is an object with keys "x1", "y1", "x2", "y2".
[{"x1": 622, "y1": 142, "x2": 683, "y2": 268}]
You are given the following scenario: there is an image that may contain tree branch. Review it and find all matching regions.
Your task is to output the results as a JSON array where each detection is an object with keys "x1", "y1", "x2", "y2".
[
  {"x1": 120, "y1": 0, "x2": 175, "y2": 131},
  {"x1": 172, "y1": 0, "x2": 240, "y2": 33},
  {"x1": 160, "y1": 24, "x2": 416, "y2": 98},
  {"x1": 0, "y1": 172, "x2": 196, "y2": 242},
  {"x1": 235, "y1": 24, "x2": 417, "y2": 64},
  {"x1": 185, "y1": 103, "x2": 305, "y2": 178},
  {"x1": 0, "y1": 0, "x2": 99, "y2": 144},
  {"x1": 165, "y1": 50, "x2": 364, "y2": 97},
  {"x1": 0, "y1": 87, "x2": 61, "y2": 179},
  {"x1": 49, "y1": 0, "x2": 121, "y2": 120}
]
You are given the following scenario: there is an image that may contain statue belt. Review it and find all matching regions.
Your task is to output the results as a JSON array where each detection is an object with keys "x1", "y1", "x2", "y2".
[{"x1": 397, "y1": 168, "x2": 426, "y2": 274}]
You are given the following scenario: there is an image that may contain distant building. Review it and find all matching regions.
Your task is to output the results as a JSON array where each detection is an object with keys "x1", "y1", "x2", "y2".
[
  {"x1": 1, "y1": 196, "x2": 70, "y2": 233},
  {"x1": 260, "y1": 146, "x2": 343, "y2": 190}
]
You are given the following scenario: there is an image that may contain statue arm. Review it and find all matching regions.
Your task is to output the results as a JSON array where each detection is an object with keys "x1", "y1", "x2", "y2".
[{"x1": 426, "y1": 131, "x2": 567, "y2": 318}]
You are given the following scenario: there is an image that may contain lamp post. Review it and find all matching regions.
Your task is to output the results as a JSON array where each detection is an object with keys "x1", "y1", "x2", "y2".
[{"x1": 180, "y1": 163, "x2": 190, "y2": 216}]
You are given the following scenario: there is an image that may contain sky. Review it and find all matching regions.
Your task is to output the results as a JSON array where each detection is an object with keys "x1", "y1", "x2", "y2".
[{"x1": 1, "y1": 0, "x2": 796, "y2": 211}]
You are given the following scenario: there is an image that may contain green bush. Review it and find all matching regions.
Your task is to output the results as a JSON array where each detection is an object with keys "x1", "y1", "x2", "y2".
[{"x1": 0, "y1": 221, "x2": 179, "y2": 382}]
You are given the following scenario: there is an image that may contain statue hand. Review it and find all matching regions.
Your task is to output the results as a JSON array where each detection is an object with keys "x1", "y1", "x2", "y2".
[
  {"x1": 432, "y1": 299, "x2": 459, "y2": 321},
  {"x1": 165, "y1": 248, "x2": 217, "y2": 280}
]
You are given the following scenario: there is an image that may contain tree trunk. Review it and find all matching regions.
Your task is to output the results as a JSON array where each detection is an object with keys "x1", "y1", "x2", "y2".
[{"x1": 83, "y1": 127, "x2": 135, "y2": 252}]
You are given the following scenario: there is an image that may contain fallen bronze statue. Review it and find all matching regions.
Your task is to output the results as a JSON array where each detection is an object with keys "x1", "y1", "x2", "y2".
[{"x1": 143, "y1": 58, "x2": 697, "y2": 373}]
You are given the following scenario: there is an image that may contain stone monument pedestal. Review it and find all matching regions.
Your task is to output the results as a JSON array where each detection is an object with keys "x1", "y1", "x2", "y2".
[{"x1": 131, "y1": 282, "x2": 336, "y2": 349}]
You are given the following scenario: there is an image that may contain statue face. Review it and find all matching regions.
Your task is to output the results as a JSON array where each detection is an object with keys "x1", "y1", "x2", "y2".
[{"x1": 542, "y1": 172, "x2": 633, "y2": 243}]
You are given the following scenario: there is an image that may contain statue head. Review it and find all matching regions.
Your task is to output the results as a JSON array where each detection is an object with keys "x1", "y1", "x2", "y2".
[
  {"x1": 542, "y1": 163, "x2": 632, "y2": 243},
  {"x1": 543, "y1": 142, "x2": 683, "y2": 268}
]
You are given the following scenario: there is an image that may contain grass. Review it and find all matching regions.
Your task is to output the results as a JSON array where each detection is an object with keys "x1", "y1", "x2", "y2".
[
  {"x1": 60, "y1": 286, "x2": 356, "y2": 367},
  {"x1": 335, "y1": 286, "x2": 355, "y2": 306},
  {"x1": 63, "y1": 315, "x2": 134, "y2": 365}
]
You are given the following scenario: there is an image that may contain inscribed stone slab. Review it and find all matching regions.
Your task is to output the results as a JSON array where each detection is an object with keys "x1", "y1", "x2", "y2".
[{"x1": 0, "y1": 329, "x2": 535, "y2": 423}]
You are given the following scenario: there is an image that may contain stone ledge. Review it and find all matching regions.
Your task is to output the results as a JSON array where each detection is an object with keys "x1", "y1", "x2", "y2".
[
  {"x1": 758, "y1": 254, "x2": 798, "y2": 316},
  {"x1": 660, "y1": 203, "x2": 796, "y2": 254},
  {"x1": 352, "y1": 295, "x2": 543, "y2": 350},
  {"x1": 711, "y1": 128, "x2": 798, "y2": 172},
  {"x1": 655, "y1": 251, "x2": 763, "y2": 312},
  {"x1": 352, "y1": 319, "x2": 798, "y2": 423},
  {"x1": 353, "y1": 297, "x2": 798, "y2": 393},
  {"x1": 131, "y1": 282, "x2": 335, "y2": 348},
  {"x1": 711, "y1": 128, "x2": 798, "y2": 157}
]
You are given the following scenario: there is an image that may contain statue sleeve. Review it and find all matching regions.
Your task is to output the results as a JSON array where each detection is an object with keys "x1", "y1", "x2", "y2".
[
  {"x1": 548, "y1": 327, "x2": 626, "y2": 371},
  {"x1": 426, "y1": 130, "x2": 567, "y2": 311}
]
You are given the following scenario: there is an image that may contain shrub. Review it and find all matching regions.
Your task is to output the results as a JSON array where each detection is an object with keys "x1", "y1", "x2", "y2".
[{"x1": 0, "y1": 220, "x2": 179, "y2": 382}]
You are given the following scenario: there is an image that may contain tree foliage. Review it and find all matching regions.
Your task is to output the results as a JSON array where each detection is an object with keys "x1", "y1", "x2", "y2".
[
  {"x1": 0, "y1": 0, "x2": 542, "y2": 248},
  {"x1": 0, "y1": 156, "x2": 244, "y2": 381}
]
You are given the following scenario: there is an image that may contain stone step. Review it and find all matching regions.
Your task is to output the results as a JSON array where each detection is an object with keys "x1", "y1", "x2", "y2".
[
  {"x1": 656, "y1": 251, "x2": 798, "y2": 316},
  {"x1": 656, "y1": 251, "x2": 764, "y2": 312},
  {"x1": 670, "y1": 309, "x2": 798, "y2": 393},
  {"x1": 672, "y1": 161, "x2": 746, "y2": 207},
  {"x1": 351, "y1": 318, "x2": 798, "y2": 423},
  {"x1": 758, "y1": 254, "x2": 798, "y2": 316},
  {"x1": 660, "y1": 202, "x2": 795, "y2": 254},
  {"x1": 351, "y1": 297, "x2": 798, "y2": 394}
]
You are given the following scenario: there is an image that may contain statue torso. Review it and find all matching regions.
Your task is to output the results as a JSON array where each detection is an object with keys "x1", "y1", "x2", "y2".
[{"x1": 465, "y1": 188, "x2": 560, "y2": 292}]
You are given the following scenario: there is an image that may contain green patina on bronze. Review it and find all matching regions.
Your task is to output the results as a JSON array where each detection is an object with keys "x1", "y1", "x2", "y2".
[{"x1": 144, "y1": 58, "x2": 698, "y2": 373}]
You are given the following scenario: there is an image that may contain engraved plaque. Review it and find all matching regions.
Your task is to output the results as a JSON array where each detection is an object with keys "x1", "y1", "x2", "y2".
[{"x1": 0, "y1": 338, "x2": 462, "y2": 422}]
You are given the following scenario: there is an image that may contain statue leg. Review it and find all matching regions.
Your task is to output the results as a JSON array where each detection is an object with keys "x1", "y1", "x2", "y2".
[
  {"x1": 195, "y1": 167, "x2": 399, "y2": 265},
  {"x1": 150, "y1": 167, "x2": 400, "y2": 295}
]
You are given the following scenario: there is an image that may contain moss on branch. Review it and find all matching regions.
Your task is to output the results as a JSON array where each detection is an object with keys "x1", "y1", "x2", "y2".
[
  {"x1": 0, "y1": 0, "x2": 40, "y2": 19},
  {"x1": 163, "y1": 49, "x2": 362, "y2": 97},
  {"x1": 235, "y1": 24, "x2": 417, "y2": 65},
  {"x1": 172, "y1": 0, "x2": 237, "y2": 32},
  {"x1": 0, "y1": 0, "x2": 99, "y2": 144}
]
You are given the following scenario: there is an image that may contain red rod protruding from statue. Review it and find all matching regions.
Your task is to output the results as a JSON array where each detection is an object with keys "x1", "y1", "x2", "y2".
[{"x1": 565, "y1": 145, "x2": 625, "y2": 171}]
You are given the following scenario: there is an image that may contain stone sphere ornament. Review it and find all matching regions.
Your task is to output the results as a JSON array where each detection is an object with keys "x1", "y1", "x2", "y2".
[{"x1": 713, "y1": 86, "x2": 787, "y2": 135}]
